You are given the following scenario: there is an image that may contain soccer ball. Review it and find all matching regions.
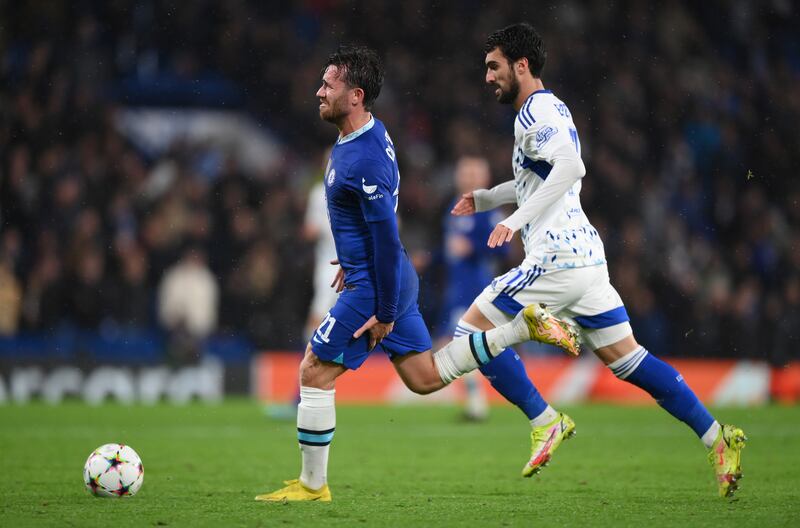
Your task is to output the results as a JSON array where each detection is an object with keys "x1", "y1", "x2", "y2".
[{"x1": 83, "y1": 443, "x2": 144, "y2": 497}]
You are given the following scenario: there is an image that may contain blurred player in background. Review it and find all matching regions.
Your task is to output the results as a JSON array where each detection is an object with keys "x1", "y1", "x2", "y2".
[
  {"x1": 452, "y1": 22, "x2": 746, "y2": 497},
  {"x1": 256, "y1": 45, "x2": 578, "y2": 503},
  {"x1": 438, "y1": 156, "x2": 508, "y2": 421},
  {"x1": 268, "y1": 149, "x2": 339, "y2": 420},
  {"x1": 303, "y1": 147, "x2": 339, "y2": 341}
]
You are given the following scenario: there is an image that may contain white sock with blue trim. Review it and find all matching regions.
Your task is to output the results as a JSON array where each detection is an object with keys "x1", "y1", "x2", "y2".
[
  {"x1": 297, "y1": 386, "x2": 335, "y2": 490},
  {"x1": 454, "y1": 320, "x2": 488, "y2": 418},
  {"x1": 433, "y1": 312, "x2": 531, "y2": 384}
]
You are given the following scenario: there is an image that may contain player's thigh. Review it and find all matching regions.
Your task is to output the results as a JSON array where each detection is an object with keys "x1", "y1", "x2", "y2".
[
  {"x1": 380, "y1": 300, "x2": 432, "y2": 359},
  {"x1": 299, "y1": 343, "x2": 347, "y2": 390},
  {"x1": 309, "y1": 298, "x2": 373, "y2": 371},
  {"x1": 381, "y1": 303, "x2": 439, "y2": 394},
  {"x1": 391, "y1": 350, "x2": 443, "y2": 395},
  {"x1": 462, "y1": 302, "x2": 500, "y2": 330},
  {"x1": 474, "y1": 264, "x2": 585, "y2": 326},
  {"x1": 592, "y1": 334, "x2": 640, "y2": 365},
  {"x1": 560, "y1": 265, "x2": 635, "y2": 355}
]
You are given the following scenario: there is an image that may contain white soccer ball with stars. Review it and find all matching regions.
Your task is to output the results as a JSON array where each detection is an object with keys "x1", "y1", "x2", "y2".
[{"x1": 83, "y1": 443, "x2": 144, "y2": 497}]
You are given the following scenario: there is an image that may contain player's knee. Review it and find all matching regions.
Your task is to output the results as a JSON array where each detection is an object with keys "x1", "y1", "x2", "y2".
[
  {"x1": 298, "y1": 356, "x2": 316, "y2": 387},
  {"x1": 299, "y1": 351, "x2": 332, "y2": 389},
  {"x1": 404, "y1": 372, "x2": 443, "y2": 395},
  {"x1": 406, "y1": 379, "x2": 438, "y2": 395}
]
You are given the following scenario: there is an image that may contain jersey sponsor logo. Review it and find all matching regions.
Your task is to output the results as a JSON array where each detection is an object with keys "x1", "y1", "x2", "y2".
[
  {"x1": 362, "y1": 177, "x2": 378, "y2": 194},
  {"x1": 536, "y1": 125, "x2": 558, "y2": 149},
  {"x1": 327, "y1": 168, "x2": 336, "y2": 186}
]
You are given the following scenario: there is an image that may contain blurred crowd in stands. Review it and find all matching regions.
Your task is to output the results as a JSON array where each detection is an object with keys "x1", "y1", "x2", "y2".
[{"x1": 0, "y1": 0, "x2": 798, "y2": 363}]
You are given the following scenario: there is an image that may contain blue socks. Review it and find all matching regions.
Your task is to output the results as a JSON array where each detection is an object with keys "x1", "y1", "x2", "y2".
[
  {"x1": 480, "y1": 347, "x2": 549, "y2": 420},
  {"x1": 610, "y1": 347, "x2": 715, "y2": 438}
]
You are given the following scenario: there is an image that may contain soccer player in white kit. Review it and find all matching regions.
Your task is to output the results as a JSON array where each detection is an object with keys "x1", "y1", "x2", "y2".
[{"x1": 451, "y1": 23, "x2": 746, "y2": 498}]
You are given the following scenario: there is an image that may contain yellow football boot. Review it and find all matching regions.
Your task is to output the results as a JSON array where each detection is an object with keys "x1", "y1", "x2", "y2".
[
  {"x1": 708, "y1": 424, "x2": 747, "y2": 498},
  {"x1": 523, "y1": 303, "x2": 580, "y2": 356},
  {"x1": 522, "y1": 412, "x2": 576, "y2": 477},
  {"x1": 255, "y1": 479, "x2": 332, "y2": 502}
]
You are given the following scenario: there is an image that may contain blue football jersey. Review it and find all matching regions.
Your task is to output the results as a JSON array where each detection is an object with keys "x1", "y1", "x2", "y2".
[
  {"x1": 443, "y1": 201, "x2": 506, "y2": 307},
  {"x1": 324, "y1": 117, "x2": 415, "y2": 296}
]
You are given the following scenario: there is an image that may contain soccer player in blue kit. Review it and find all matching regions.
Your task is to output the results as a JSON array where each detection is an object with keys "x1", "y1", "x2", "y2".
[
  {"x1": 439, "y1": 156, "x2": 508, "y2": 420},
  {"x1": 256, "y1": 45, "x2": 579, "y2": 502}
]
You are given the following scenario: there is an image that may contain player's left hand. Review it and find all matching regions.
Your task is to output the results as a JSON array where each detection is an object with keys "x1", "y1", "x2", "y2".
[
  {"x1": 330, "y1": 259, "x2": 345, "y2": 293},
  {"x1": 487, "y1": 223, "x2": 514, "y2": 248},
  {"x1": 353, "y1": 316, "x2": 395, "y2": 351}
]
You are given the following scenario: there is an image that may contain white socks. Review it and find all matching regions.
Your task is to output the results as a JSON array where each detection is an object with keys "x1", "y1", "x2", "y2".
[
  {"x1": 433, "y1": 312, "x2": 531, "y2": 384},
  {"x1": 297, "y1": 386, "x2": 335, "y2": 490},
  {"x1": 530, "y1": 405, "x2": 559, "y2": 427},
  {"x1": 608, "y1": 346, "x2": 648, "y2": 380},
  {"x1": 701, "y1": 421, "x2": 721, "y2": 449},
  {"x1": 485, "y1": 310, "x2": 531, "y2": 354}
]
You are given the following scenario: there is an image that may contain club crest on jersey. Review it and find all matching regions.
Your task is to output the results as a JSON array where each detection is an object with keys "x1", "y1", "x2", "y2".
[
  {"x1": 362, "y1": 178, "x2": 378, "y2": 194},
  {"x1": 327, "y1": 168, "x2": 336, "y2": 186},
  {"x1": 536, "y1": 126, "x2": 558, "y2": 148}
]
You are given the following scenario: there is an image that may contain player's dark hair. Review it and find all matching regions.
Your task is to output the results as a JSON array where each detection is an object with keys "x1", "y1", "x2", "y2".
[
  {"x1": 484, "y1": 23, "x2": 546, "y2": 77},
  {"x1": 323, "y1": 45, "x2": 384, "y2": 111}
]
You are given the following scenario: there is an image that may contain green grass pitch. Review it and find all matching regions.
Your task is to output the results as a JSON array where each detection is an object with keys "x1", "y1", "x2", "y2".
[{"x1": 1, "y1": 401, "x2": 798, "y2": 527}]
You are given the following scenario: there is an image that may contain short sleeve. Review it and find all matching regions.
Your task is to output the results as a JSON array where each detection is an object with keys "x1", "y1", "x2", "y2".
[
  {"x1": 348, "y1": 159, "x2": 397, "y2": 223},
  {"x1": 520, "y1": 120, "x2": 577, "y2": 164}
]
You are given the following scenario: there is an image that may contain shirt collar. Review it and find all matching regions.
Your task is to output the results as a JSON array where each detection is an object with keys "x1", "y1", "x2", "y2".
[
  {"x1": 337, "y1": 115, "x2": 375, "y2": 145},
  {"x1": 521, "y1": 89, "x2": 553, "y2": 106}
]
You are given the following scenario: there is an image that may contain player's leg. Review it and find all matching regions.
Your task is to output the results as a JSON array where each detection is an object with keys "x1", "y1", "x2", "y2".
[
  {"x1": 387, "y1": 290, "x2": 577, "y2": 478},
  {"x1": 574, "y1": 265, "x2": 746, "y2": 497},
  {"x1": 592, "y1": 334, "x2": 720, "y2": 444},
  {"x1": 449, "y1": 313, "x2": 488, "y2": 421},
  {"x1": 591, "y1": 334, "x2": 746, "y2": 497},
  {"x1": 255, "y1": 346, "x2": 343, "y2": 502},
  {"x1": 257, "y1": 301, "x2": 370, "y2": 503},
  {"x1": 268, "y1": 271, "x2": 341, "y2": 421},
  {"x1": 388, "y1": 264, "x2": 579, "y2": 396},
  {"x1": 390, "y1": 302, "x2": 573, "y2": 395},
  {"x1": 461, "y1": 371, "x2": 489, "y2": 421},
  {"x1": 459, "y1": 301, "x2": 576, "y2": 477},
  {"x1": 458, "y1": 304, "x2": 558, "y2": 426}
]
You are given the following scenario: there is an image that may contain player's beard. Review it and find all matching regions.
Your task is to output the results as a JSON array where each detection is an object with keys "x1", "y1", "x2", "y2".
[
  {"x1": 319, "y1": 95, "x2": 349, "y2": 125},
  {"x1": 495, "y1": 75, "x2": 520, "y2": 105}
]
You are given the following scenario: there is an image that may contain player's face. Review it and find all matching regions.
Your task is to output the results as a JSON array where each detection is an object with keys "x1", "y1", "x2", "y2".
[
  {"x1": 316, "y1": 65, "x2": 352, "y2": 124},
  {"x1": 455, "y1": 157, "x2": 491, "y2": 194},
  {"x1": 485, "y1": 48, "x2": 519, "y2": 104}
]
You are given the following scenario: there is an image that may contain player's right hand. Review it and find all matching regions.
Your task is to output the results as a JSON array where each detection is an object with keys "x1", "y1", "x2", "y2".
[
  {"x1": 330, "y1": 259, "x2": 345, "y2": 293},
  {"x1": 451, "y1": 192, "x2": 476, "y2": 216},
  {"x1": 353, "y1": 316, "x2": 394, "y2": 351}
]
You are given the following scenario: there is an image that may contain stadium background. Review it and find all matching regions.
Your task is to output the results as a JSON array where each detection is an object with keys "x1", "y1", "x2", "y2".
[{"x1": 1, "y1": 0, "x2": 799, "y2": 405}]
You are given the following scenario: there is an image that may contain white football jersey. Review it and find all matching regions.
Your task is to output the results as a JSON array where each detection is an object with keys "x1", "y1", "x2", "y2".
[{"x1": 512, "y1": 89, "x2": 606, "y2": 270}]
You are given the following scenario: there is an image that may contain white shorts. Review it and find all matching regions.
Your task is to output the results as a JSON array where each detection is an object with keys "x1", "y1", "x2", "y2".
[{"x1": 475, "y1": 263, "x2": 632, "y2": 351}]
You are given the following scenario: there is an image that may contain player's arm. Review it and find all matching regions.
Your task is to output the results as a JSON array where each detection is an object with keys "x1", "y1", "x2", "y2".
[
  {"x1": 366, "y1": 215, "x2": 402, "y2": 324},
  {"x1": 452, "y1": 181, "x2": 516, "y2": 216},
  {"x1": 348, "y1": 159, "x2": 401, "y2": 349},
  {"x1": 488, "y1": 123, "x2": 585, "y2": 247}
]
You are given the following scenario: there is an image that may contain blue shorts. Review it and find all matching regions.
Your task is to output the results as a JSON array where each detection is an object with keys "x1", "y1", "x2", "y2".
[{"x1": 310, "y1": 288, "x2": 432, "y2": 370}]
